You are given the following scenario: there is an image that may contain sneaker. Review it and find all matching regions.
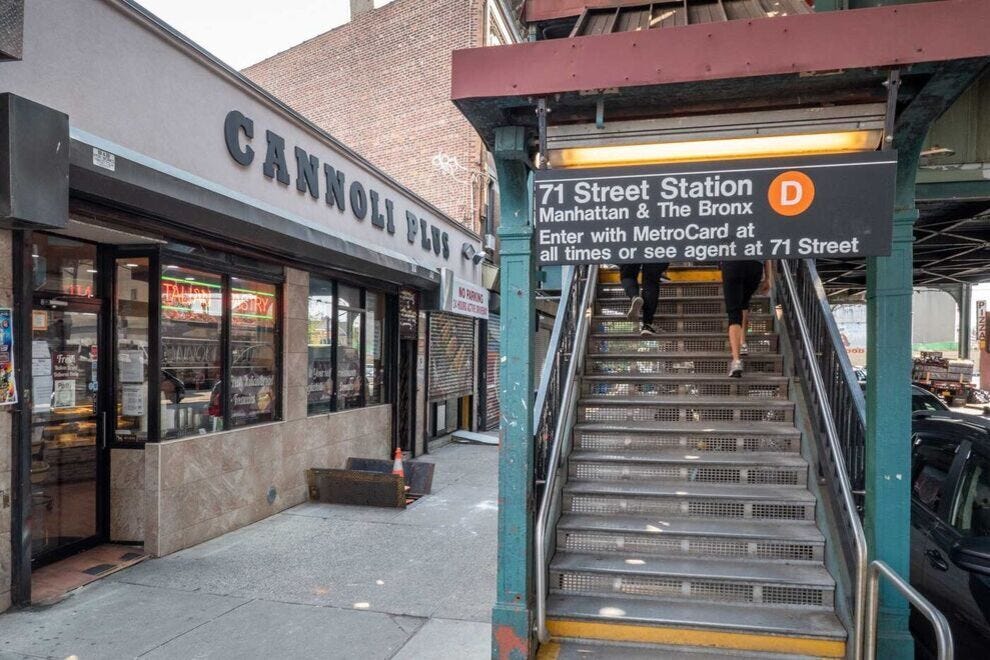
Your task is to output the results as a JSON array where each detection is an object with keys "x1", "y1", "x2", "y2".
[
  {"x1": 627, "y1": 296, "x2": 644, "y2": 320},
  {"x1": 740, "y1": 343, "x2": 749, "y2": 356},
  {"x1": 728, "y1": 359, "x2": 743, "y2": 378},
  {"x1": 640, "y1": 323, "x2": 659, "y2": 337}
]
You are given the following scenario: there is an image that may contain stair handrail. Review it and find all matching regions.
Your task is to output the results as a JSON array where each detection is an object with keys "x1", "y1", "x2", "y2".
[
  {"x1": 778, "y1": 260, "x2": 868, "y2": 660},
  {"x1": 865, "y1": 560, "x2": 953, "y2": 659},
  {"x1": 534, "y1": 263, "x2": 598, "y2": 644}
]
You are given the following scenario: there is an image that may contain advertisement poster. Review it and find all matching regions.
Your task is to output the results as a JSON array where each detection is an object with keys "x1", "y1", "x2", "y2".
[{"x1": 0, "y1": 308, "x2": 16, "y2": 406}]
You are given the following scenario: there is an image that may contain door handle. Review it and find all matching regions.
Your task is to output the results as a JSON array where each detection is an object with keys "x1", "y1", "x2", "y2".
[
  {"x1": 100, "y1": 411, "x2": 107, "y2": 451},
  {"x1": 925, "y1": 548, "x2": 949, "y2": 571}
]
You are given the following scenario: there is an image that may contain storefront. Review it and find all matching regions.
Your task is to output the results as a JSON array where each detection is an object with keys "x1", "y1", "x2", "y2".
[{"x1": 0, "y1": 0, "x2": 485, "y2": 609}]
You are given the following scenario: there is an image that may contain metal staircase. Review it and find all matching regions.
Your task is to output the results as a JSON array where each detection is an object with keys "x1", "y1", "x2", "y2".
[{"x1": 537, "y1": 267, "x2": 848, "y2": 659}]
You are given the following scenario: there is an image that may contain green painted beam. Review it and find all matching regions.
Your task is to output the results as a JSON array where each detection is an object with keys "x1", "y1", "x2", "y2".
[
  {"x1": 865, "y1": 56, "x2": 988, "y2": 659},
  {"x1": 491, "y1": 125, "x2": 537, "y2": 660},
  {"x1": 915, "y1": 179, "x2": 990, "y2": 201}
]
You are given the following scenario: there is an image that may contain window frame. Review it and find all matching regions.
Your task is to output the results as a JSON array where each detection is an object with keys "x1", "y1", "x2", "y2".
[
  {"x1": 157, "y1": 253, "x2": 283, "y2": 440},
  {"x1": 306, "y1": 274, "x2": 394, "y2": 416},
  {"x1": 948, "y1": 443, "x2": 990, "y2": 537}
]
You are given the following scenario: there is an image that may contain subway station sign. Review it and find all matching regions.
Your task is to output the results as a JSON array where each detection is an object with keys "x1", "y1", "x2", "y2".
[{"x1": 533, "y1": 152, "x2": 896, "y2": 266}]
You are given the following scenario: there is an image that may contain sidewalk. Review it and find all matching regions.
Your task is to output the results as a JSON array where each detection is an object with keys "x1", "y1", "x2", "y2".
[{"x1": 0, "y1": 442, "x2": 498, "y2": 660}]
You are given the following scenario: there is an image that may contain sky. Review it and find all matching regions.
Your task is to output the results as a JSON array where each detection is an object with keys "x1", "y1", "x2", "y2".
[{"x1": 136, "y1": 0, "x2": 368, "y2": 70}]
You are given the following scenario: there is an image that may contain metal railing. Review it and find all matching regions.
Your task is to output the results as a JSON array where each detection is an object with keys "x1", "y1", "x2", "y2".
[
  {"x1": 866, "y1": 560, "x2": 954, "y2": 660},
  {"x1": 777, "y1": 260, "x2": 868, "y2": 660},
  {"x1": 533, "y1": 264, "x2": 597, "y2": 643},
  {"x1": 783, "y1": 259, "x2": 867, "y2": 501}
]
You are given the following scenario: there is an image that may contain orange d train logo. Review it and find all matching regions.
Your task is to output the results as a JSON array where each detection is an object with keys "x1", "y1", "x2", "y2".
[{"x1": 768, "y1": 171, "x2": 815, "y2": 216}]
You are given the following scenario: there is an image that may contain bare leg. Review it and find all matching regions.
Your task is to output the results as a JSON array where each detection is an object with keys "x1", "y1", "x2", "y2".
[
  {"x1": 729, "y1": 323, "x2": 743, "y2": 361},
  {"x1": 741, "y1": 309, "x2": 750, "y2": 340}
]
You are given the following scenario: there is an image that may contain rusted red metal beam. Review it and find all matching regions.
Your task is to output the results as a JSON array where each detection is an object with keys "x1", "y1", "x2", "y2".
[{"x1": 454, "y1": 0, "x2": 990, "y2": 101}]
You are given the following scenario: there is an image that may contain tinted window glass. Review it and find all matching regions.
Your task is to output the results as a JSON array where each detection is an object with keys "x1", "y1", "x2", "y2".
[
  {"x1": 307, "y1": 277, "x2": 335, "y2": 415},
  {"x1": 160, "y1": 265, "x2": 223, "y2": 438},
  {"x1": 31, "y1": 234, "x2": 98, "y2": 297},
  {"x1": 952, "y1": 453, "x2": 990, "y2": 537},
  {"x1": 229, "y1": 278, "x2": 278, "y2": 427},
  {"x1": 336, "y1": 284, "x2": 363, "y2": 410},
  {"x1": 912, "y1": 434, "x2": 959, "y2": 512}
]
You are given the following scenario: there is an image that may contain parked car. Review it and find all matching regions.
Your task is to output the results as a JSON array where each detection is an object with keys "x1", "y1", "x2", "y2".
[
  {"x1": 910, "y1": 410, "x2": 990, "y2": 657},
  {"x1": 912, "y1": 385, "x2": 951, "y2": 413}
]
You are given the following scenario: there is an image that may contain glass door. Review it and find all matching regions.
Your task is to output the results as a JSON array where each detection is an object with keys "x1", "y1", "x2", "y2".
[{"x1": 29, "y1": 301, "x2": 104, "y2": 563}]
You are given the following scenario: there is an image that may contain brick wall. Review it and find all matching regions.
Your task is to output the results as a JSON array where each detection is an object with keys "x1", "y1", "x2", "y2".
[{"x1": 244, "y1": 0, "x2": 486, "y2": 233}]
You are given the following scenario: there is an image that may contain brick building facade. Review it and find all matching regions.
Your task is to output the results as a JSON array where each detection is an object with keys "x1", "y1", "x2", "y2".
[{"x1": 244, "y1": 0, "x2": 519, "y2": 234}]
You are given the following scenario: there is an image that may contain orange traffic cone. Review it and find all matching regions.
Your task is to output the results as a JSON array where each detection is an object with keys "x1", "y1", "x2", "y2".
[{"x1": 392, "y1": 447, "x2": 404, "y2": 478}]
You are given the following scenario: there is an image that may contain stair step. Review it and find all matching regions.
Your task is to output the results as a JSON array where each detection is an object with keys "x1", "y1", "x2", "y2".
[
  {"x1": 593, "y1": 316, "x2": 775, "y2": 335},
  {"x1": 597, "y1": 283, "x2": 727, "y2": 299},
  {"x1": 582, "y1": 375, "x2": 789, "y2": 400},
  {"x1": 596, "y1": 298, "x2": 772, "y2": 317},
  {"x1": 586, "y1": 353, "x2": 783, "y2": 377},
  {"x1": 557, "y1": 514, "x2": 824, "y2": 562},
  {"x1": 549, "y1": 553, "x2": 834, "y2": 609},
  {"x1": 578, "y1": 397, "x2": 794, "y2": 424},
  {"x1": 569, "y1": 450, "x2": 807, "y2": 486},
  {"x1": 574, "y1": 421, "x2": 800, "y2": 454},
  {"x1": 545, "y1": 594, "x2": 846, "y2": 657},
  {"x1": 543, "y1": 639, "x2": 823, "y2": 660},
  {"x1": 564, "y1": 481, "x2": 817, "y2": 521},
  {"x1": 589, "y1": 334, "x2": 778, "y2": 355}
]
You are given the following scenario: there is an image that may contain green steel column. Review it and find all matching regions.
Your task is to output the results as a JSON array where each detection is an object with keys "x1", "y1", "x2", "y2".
[
  {"x1": 491, "y1": 125, "x2": 536, "y2": 660},
  {"x1": 865, "y1": 147, "x2": 921, "y2": 659}
]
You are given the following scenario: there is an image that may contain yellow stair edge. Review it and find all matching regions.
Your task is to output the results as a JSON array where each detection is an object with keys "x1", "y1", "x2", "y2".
[
  {"x1": 599, "y1": 269, "x2": 722, "y2": 284},
  {"x1": 544, "y1": 619, "x2": 846, "y2": 658}
]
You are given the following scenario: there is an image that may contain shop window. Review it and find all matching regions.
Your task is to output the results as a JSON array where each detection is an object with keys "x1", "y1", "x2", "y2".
[
  {"x1": 307, "y1": 277, "x2": 335, "y2": 415},
  {"x1": 114, "y1": 258, "x2": 151, "y2": 443},
  {"x1": 365, "y1": 291, "x2": 385, "y2": 405},
  {"x1": 229, "y1": 278, "x2": 278, "y2": 427},
  {"x1": 306, "y1": 277, "x2": 390, "y2": 415},
  {"x1": 31, "y1": 234, "x2": 98, "y2": 297},
  {"x1": 160, "y1": 265, "x2": 223, "y2": 438},
  {"x1": 159, "y1": 264, "x2": 281, "y2": 438},
  {"x1": 337, "y1": 284, "x2": 363, "y2": 411}
]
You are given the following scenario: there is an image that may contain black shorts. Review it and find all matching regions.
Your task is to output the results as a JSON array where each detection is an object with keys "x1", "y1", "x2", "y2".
[{"x1": 721, "y1": 260, "x2": 764, "y2": 325}]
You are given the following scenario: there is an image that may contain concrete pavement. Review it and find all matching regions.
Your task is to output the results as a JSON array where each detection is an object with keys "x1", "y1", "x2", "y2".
[{"x1": 0, "y1": 442, "x2": 497, "y2": 660}]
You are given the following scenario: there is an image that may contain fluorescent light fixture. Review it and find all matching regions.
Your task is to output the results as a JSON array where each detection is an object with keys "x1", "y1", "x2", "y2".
[{"x1": 548, "y1": 130, "x2": 883, "y2": 169}]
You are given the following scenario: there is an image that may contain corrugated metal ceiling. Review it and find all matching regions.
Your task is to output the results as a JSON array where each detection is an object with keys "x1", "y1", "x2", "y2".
[{"x1": 573, "y1": 0, "x2": 811, "y2": 36}]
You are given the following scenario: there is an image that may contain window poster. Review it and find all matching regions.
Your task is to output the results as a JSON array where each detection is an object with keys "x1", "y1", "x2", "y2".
[{"x1": 0, "y1": 308, "x2": 16, "y2": 406}]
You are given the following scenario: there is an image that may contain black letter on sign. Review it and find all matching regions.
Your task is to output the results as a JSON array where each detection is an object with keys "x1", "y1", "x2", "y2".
[
  {"x1": 294, "y1": 147, "x2": 320, "y2": 199},
  {"x1": 420, "y1": 218, "x2": 432, "y2": 251},
  {"x1": 224, "y1": 110, "x2": 254, "y2": 166},
  {"x1": 406, "y1": 211, "x2": 418, "y2": 243},
  {"x1": 263, "y1": 130, "x2": 290, "y2": 184},
  {"x1": 384, "y1": 199, "x2": 396, "y2": 235},
  {"x1": 431, "y1": 225, "x2": 442, "y2": 256},
  {"x1": 324, "y1": 164, "x2": 346, "y2": 212},
  {"x1": 441, "y1": 232, "x2": 450, "y2": 259},
  {"x1": 350, "y1": 181, "x2": 367, "y2": 220},
  {"x1": 369, "y1": 190, "x2": 386, "y2": 230}
]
